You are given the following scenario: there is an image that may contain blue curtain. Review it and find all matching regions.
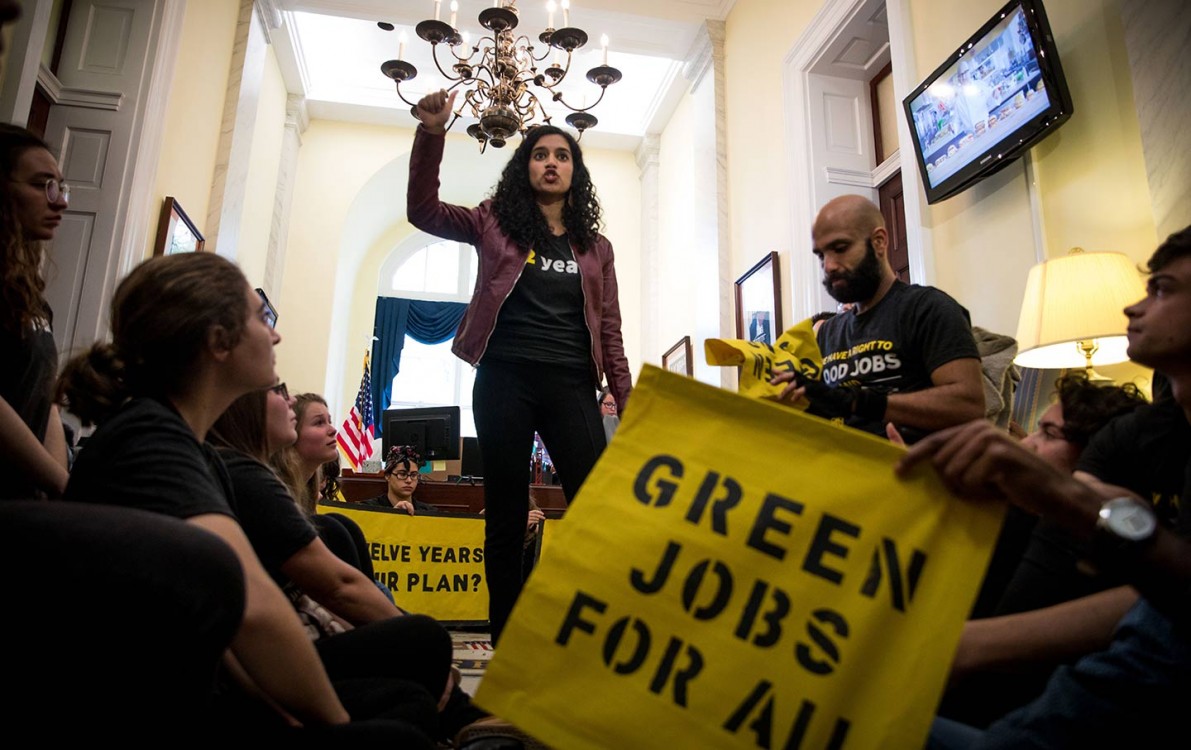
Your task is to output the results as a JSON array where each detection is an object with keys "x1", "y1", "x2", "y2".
[{"x1": 370, "y1": 296, "x2": 468, "y2": 437}]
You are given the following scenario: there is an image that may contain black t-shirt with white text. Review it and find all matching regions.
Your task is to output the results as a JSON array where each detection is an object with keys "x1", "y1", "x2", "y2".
[
  {"x1": 483, "y1": 232, "x2": 590, "y2": 368},
  {"x1": 815, "y1": 281, "x2": 979, "y2": 439}
]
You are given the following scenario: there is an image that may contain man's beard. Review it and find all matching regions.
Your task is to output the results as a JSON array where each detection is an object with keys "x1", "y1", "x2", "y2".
[{"x1": 823, "y1": 239, "x2": 883, "y2": 304}]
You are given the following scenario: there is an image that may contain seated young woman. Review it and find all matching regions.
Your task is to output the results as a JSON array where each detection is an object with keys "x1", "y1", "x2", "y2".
[
  {"x1": 57, "y1": 252, "x2": 433, "y2": 745},
  {"x1": 359, "y1": 445, "x2": 437, "y2": 514},
  {"x1": 276, "y1": 392, "x2": 379, "y2": 579},
  {"x1": 210, "y1": 380, "x2": 488, "y2": 743}
]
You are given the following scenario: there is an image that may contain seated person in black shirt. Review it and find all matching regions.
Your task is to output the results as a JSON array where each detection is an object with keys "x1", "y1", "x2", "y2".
[
  {"x1": 210, "y1": 383, "x2": 490, "y2": 745},
  {"x1": 58, "y1": 252, "x2": 428, "y2": 744},
  {"x1": 939, "y1": 374, "x2": 1147, "y2": 726},
  {"x1": 360, "y1": 445, "x2": 437, "y2": 514}
]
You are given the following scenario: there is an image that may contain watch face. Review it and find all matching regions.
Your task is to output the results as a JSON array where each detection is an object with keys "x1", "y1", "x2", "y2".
[{"x1": 1100, "y1": 498, "x2": 1158, "y2": 542}]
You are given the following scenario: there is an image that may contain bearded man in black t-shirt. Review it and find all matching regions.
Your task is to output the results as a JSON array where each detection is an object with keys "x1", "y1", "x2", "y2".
[{"x1": 772, "y1": 195, "x2": 984, "y2": 442}]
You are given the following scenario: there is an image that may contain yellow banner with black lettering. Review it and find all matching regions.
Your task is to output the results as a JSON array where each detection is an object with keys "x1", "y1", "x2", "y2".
[
  {"x1": 475, "y1": 365, "x2": 1003, "y2": 750},
  {"x1": 705, "y1": 317, "x2": 824, "y2": 399},
  {"x1": 317, "y1": 504, "x2": 490, "y2": 623}
]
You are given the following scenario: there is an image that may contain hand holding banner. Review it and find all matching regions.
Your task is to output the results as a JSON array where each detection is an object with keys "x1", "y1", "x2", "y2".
[
  {"x1": 706, "y1": 317, "x2": 824, "y2": 400},
  {"x1": 476, "y1": 365, "x2": 1003, "y2": 750}
]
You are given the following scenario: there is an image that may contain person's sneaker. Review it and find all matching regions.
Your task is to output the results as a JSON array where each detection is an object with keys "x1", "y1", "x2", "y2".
[{"x1": 454, "y1": 716, "x2": 550, "y2": 749}]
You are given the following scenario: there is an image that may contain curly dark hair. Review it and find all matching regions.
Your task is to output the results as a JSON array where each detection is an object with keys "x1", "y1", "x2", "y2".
[
  {"x1": 1054, "y1": 372, "x2": 1147, "y2": 447},
  {"x1": 384, "y1": 444, "x2": 422, "y2": 475},
  {"x1": 0, "y1": 124, "x2": 54, "y2": 336},
  {"x1": 491, "y1": 125, "x2": 602, "y2": 252}
]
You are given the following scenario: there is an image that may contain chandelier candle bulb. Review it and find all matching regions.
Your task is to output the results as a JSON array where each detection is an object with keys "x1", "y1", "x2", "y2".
[
  {"x1": 399, "y1": 31, "x2": 407, "y2": 60},
  {"x1": 547, "y1": 0, "x2": 556, "y2": 29},
  {"x1": 601, "y1": 33, "x2": 608, "y2": 65},
  {"x1": 449, "y1": 0, "x2": 458, "y2": 28},
  {"x1": 434, "y1": 0, "x2": 441, "y2": 22},
  {"x1": 562, "y1": 0, "x2": 570, "y2": 27}
]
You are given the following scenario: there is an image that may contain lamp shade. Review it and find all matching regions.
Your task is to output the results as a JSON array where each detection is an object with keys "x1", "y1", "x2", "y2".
[{"x1": 1013, "y1": 251, "x2": 1145, "y2": 369}]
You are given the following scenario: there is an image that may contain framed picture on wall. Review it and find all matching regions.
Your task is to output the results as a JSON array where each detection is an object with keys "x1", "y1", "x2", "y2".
[
  {"x1": 662, "y1": 335, "x2": 693, "y2": 377},
  {"x1": 734, "y1": 251, "x2": 782, "y2": 345},
  {"x1": 153, "y1": 196, "x2": 206, "y2": 256}
]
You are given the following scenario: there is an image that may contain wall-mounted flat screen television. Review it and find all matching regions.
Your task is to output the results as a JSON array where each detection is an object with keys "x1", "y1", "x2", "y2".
[
  {"x1": 903, "y1": 0, "x2": 1073, "y2": 204},
  {"x1": 382, "y1": 406, "x2": 461, "y2": 462}
]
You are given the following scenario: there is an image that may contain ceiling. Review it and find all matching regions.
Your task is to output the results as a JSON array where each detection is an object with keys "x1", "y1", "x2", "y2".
[{"x1": 271, "y1": 0, "x2": 738, "y2": 151}]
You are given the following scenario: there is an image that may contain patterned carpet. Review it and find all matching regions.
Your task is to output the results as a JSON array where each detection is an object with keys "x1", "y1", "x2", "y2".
[{"x1": 450, "y1": 628, "x2": 494, "y2": 697}]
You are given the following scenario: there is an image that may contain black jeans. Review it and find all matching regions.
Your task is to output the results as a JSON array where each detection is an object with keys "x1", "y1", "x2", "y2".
[
  {"x1": 473, "y1": 359, "x2": 606, "y2": 643},
  {"x1": 0, "y1": 501, "x2": 245, "y2": 740}
]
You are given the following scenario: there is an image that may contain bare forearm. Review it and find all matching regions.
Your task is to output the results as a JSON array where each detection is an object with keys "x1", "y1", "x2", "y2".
[
  {"x1": 191, "y1": 515, "x2": 349, "y2": 725},
  {"x1": 0, "y1": 398, "x2": 68, "y2": 496},
  {"x1": 953, "y1": 587, "x2": 1138, "y2": 679},
  {"x1": 282, "y1": 541, "x2": 400, "y2": 625},
  {"x1": 44, "y1": 406, "x2": 68, "y2": 470},
  {"x1": 885, "y1": 384, "x2": 985, "y2": 431},
  {"x1": 321, "y1": 574, "x2": 400, "y2": 625}
]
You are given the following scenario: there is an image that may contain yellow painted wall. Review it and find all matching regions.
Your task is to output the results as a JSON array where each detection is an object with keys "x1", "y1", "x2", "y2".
[
  {"x1": 278, "y1": 119, "x2": 415, "y2": 400},
  {"x1": 723, "y1": 0, "x2": 820, "y2": 312},
  {"x1": 237, "y1": 43, "x2": 287, "y2": 287},
  {"x1": 146, "y1": 0, "x2": 239, "y2": 259}
]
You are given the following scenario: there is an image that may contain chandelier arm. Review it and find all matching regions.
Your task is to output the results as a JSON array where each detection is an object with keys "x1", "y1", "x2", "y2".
[
  {"x1": 391, "y1": 84, "x2": 426, "y2": 110},
  {"x1": 429, "y1": 43, "x2": 468, "y2": 82},
  {"x1": 554, "y1": 84, "x2": 610, "y2": 113}
]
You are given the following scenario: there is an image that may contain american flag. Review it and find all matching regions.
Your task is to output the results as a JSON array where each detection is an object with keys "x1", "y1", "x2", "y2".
[{"x1": 337, "y1": 354, "x2": 376, "y2": 470}]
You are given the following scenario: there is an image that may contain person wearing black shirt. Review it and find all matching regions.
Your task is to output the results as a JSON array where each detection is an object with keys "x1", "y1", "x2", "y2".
[
  {"x1": 772, "y1": 195, "x2": 983, "y2": 443},
  {"x1": 59, "y1": 252, "x2": 429, "y2": 745},
  {"x1": 360, "y1": 445, "x2": 438, "y2": 514},
  {"x1": 411, "y1": 90, "x2": 631, "y2": 644},
  {"x1": 0, "y1": 124, "x2": 70, "y2": 498},
  {"x1": 912, "y1": 225, "x2": 1191, "y2": 749}
]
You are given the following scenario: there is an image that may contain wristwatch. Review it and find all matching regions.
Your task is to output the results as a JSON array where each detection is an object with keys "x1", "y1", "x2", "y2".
[{"x1": 1094, "y1": 496, "x2": 1158, "y2": 557}]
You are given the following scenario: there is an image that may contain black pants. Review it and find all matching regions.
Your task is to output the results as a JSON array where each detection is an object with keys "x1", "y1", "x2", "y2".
[
  {"x1": 0, "y1": 501, "x2": 245, "y2": 741},
  {"x1": 473, "y1": 359, "x2": 606, "y2": 643}
]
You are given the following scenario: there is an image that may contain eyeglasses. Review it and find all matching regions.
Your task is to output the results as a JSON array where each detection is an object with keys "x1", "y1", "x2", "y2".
[
  {"x1": 18, "y1": 177, "x2": 70, "y2": 205},
  {"x1": 601, "y1": 400, "x2": 616, "y2": 409},
  {"x1": 267, "y1": 382, "x2": 289, "y2": 400},
  {"x1": 256, "y1": 288, "x2": 278, "y2": 329},
  {"x1": 391, "y1": 471, "x2": 420, "y2": 481}
]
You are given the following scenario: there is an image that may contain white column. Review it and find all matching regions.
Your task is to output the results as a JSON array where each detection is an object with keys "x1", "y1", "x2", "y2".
[
  {"x1": 206, "y1": 0, "x2": 271, "y2": 257},
  {"x1": 635, "y1": 134, "x2": 660, "y2": 368},
  {"x1": 683, "y1": 20, "x2": 732, "y2": 388},
  {"x1": 263, "y1": 94, "x2": 308, "y2": 306}
]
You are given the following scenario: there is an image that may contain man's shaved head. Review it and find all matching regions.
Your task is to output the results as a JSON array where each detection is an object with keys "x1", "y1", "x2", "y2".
[{"x1": 814, "y1": 195, "x2": 886, "y2": 238}]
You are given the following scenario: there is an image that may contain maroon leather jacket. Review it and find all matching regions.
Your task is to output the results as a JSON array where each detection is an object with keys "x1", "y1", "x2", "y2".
[{"x1": 406, "y1": 127, "x2": 633, "y2": 410}]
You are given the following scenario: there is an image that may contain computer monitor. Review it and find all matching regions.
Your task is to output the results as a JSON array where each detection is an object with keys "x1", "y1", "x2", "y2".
[
  {"x1": 382, "y1": 406, "x2": 461, "y2": 462},
  {"x1": 460, "y1": 436, "x2": 484, "y2": 480}
]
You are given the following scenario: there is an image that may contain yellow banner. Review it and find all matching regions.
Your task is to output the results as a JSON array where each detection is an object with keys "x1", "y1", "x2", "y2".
[
  {"x1": 318, "y1": 504, "x2": 491, "y2": 624},
  {"x1": 706, "y1": 317, "x2": 824, "y2": 400},
  {"x1": 476, "y1": 365, "x2": 1003, "y2": 750}
]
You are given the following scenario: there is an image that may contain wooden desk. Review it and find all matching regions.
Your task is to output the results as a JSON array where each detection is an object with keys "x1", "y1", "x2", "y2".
[{"x1": 339, "y1": 473, "x2": 569, "y2": 518}]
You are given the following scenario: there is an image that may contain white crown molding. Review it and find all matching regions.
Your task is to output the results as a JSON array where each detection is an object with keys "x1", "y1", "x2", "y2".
[{"x1": 256, "y1": 0, "x2": 285, "y2": 44}]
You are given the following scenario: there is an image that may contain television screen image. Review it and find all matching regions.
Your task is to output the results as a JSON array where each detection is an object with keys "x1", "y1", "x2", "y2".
[{"x1": 903, "y1": 0, "x2": 1072, "y2": 203}]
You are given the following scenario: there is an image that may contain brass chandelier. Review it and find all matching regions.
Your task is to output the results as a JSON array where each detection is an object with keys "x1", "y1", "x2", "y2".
[{"x1": 380, "y1": 0, "x2": 622, "y2": 151}]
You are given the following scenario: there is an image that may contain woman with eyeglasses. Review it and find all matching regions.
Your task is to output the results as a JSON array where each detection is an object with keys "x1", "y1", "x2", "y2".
[
  {"x1": 410, "y1": 90, "x2": 632, "y2": 644},
  {"x1": 58, "y1": 252, "x2": 433, "y2": 744},
  {"x1": 1, "y1": 124, "x2": 70, "y2": 499},
  {"x1": 360, "y1": 445, "x2": 436, "y2": 515}
]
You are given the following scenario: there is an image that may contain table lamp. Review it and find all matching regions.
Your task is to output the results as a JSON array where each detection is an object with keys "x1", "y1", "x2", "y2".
[{"x1": 1013, "y1": 248, "x2": 1146, "y2": 378}]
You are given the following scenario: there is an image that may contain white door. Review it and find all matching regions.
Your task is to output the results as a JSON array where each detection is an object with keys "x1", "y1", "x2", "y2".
[{"x1": 41, "y1": 0, "x2": 164, "y2": 356}]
